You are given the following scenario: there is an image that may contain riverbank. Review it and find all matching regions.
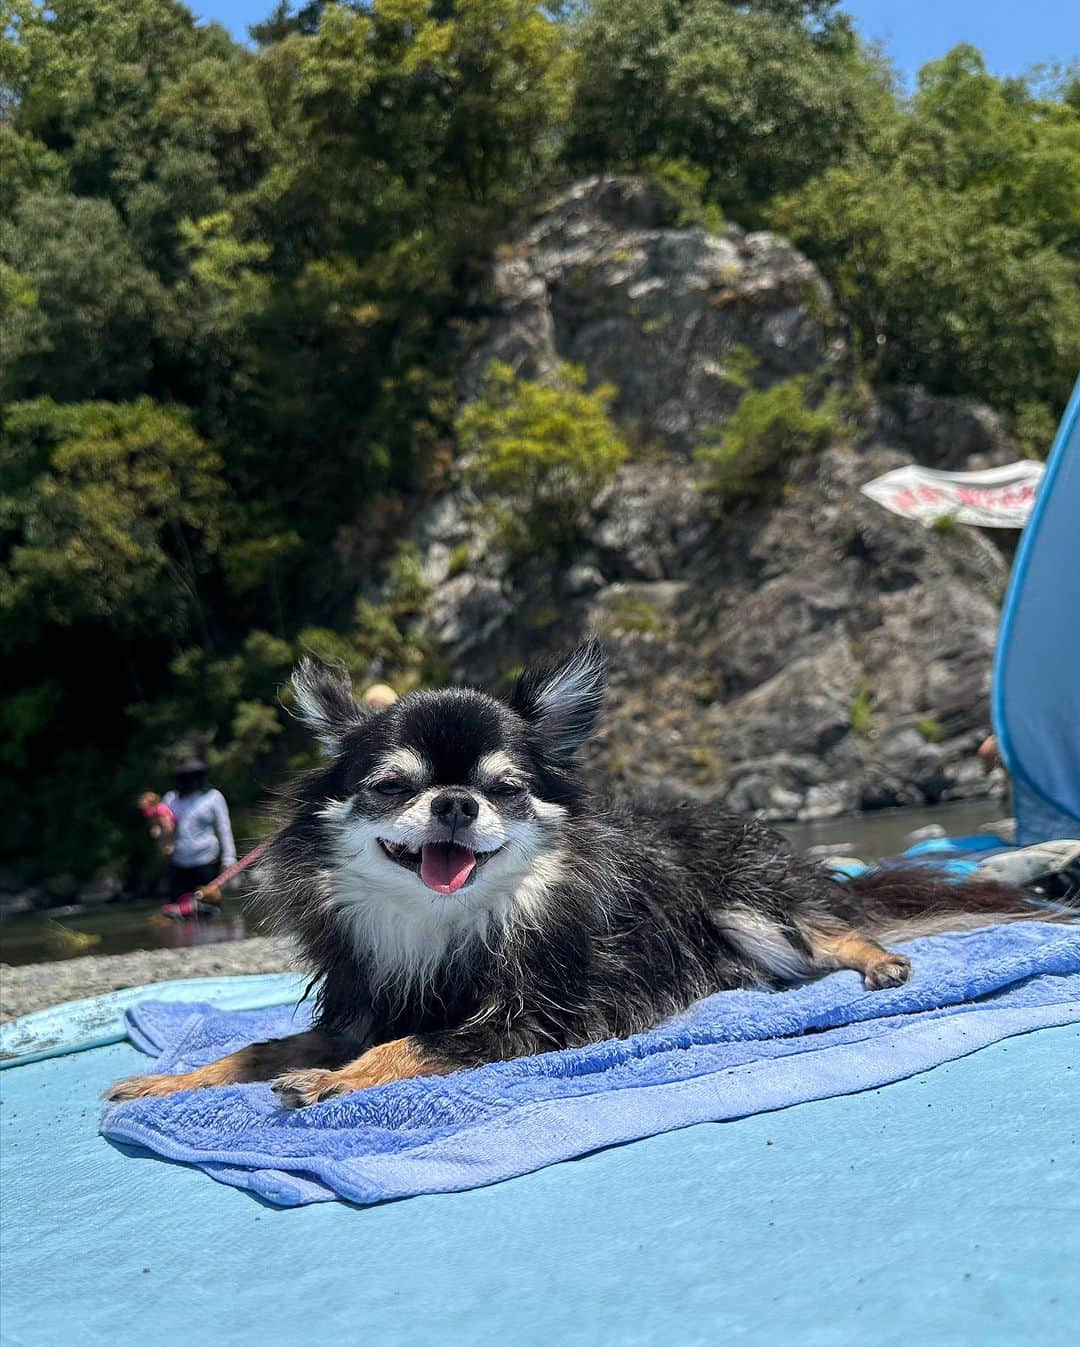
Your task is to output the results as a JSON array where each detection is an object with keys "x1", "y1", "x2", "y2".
[{"x1": 0, "y1": 935, "x2": 298, "y2": 1022}]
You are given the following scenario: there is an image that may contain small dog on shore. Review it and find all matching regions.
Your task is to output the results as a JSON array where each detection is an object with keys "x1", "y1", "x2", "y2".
[{"x1": 108, "y1": 638, "x2": 1034, "y2": 1108}]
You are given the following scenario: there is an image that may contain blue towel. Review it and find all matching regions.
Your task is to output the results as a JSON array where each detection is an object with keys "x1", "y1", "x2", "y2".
[{"x1": 101, "y1": 922, "x2": 1080, "y2": 1207}]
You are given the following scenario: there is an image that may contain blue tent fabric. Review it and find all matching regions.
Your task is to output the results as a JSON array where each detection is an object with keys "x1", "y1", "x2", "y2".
[
  {"x1": 3, "y1": 985, "x2": 1079, "y2": 1346},
  {"x1": 7, "y1": 1021, "x2": 1080, "y2": 1347},
  {"x1": 994, "y1": 376, "x2": 1080, "y2": 845},
  {"x1": 100, "y1": 922, "x2": 1080, "y2": 1207}
]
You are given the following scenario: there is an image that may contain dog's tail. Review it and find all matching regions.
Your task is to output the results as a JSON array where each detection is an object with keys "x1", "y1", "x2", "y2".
[{"x1": 844, "y1": 865, "x2": 1073, "y2": 943}]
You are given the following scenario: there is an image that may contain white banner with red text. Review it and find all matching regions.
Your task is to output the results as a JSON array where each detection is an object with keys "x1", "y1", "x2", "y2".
[{"x1": 860, "y1": 460, "x2": 1045, "y2": 528}]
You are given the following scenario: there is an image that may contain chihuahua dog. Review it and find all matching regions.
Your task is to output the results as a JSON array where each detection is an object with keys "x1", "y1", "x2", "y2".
[{"x1": 108, "y1": 638, "x2": 1033, "y2": 1108}]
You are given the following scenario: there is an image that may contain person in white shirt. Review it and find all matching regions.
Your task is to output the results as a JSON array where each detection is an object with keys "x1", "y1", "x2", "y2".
[{"x1": 162, "y1": 756, "x2": 237, "y2": 903}]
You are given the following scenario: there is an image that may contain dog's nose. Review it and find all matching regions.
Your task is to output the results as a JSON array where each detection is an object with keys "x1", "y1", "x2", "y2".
[{"x1": 430, "y1": 791, "x2": 479, "y2": 830}]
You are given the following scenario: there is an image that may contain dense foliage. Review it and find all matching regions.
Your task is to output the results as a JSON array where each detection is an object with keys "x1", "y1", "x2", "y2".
[
  {"x1": 1, "y1": 0, "x2": 1077, "y2": 881},
  {"x1": 696, "y1": 376, "x2": 848, "y2": 508},
  {"x1": 566, "y1": 0, "x2": 893, "y2": 218},
  {"x1": 458, "y1": 362, "x2": 628, "y2": 558},
  {"x1": 770, "y1": 47, "x2": 1080, "y2": 449}
]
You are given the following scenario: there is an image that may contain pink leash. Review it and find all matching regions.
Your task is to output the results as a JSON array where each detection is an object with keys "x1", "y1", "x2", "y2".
[
  {"x1": 163, "y1": 842, "x2": 269, "y2": 919},
  {"x1": 200, "y1": 842, "x2": 269, "y2": 893}
]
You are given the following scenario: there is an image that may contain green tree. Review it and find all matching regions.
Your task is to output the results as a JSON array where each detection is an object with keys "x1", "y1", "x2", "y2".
[
  {"x1": 1, "y1": 398, "x2": 225, "y2": 645},
  {"x1": 0, "y1": 396, "x2": 229, "y2": 878},
  {"x1": 213, "y1": 0, "x2": 573, "y2": 535},
  {"x1": 1, "y1": 0, "x2": 238, "y2": 210},
  {"x1": 0, "y1": 127, "x2": 65, "y2": 218},
  {"x1": 250, "y1": 2, "x2": 326, "y2": 46},
  {"x1": 0, "y1": 195, "x2": 167, "y2": 402},
  {"x1": 900, "y1": 47, "x2": 1080, "y2": 257},
  {"x1": 127, "y1": 56, "x2": 274, "y2": 276},
  {"x1": 566, "y1": 0, "x2": 893, "y2": 220},
  {"x1": 770, "y1": 47, "x2": 1080, "y2": 427}
]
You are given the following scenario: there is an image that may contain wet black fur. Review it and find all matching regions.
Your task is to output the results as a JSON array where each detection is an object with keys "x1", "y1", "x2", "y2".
[{"x1": 261, "y1": 640, "x2": 1028, "y2": 1073}]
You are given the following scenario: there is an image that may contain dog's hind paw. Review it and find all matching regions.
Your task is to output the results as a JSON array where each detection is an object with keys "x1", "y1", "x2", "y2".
[
  {"x1": 271, "y1": 1069, "x2": 352, "y2": 1109},
  {"x1": 864, "y1": 953, "x2": 912, "y2": 990}
]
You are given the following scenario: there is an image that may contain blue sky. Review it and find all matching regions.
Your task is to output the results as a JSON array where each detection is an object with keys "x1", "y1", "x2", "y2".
[
  {"x1": 840, "y1": 1, "x2": 1076, "y2": 85},
  {"x1": 195, "y1": 1, "x2": 1078, "y2": 86}
]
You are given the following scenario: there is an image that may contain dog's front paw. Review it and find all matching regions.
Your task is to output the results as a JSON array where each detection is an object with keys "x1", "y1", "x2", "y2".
[
  {"x1": 104, "y1": 1073, "x2": 189, "y2": 1102},
  {"x1": 864, "y1": 953, "x2": 912, "y2": 990},
  {"x1": 271, "y1": 1069, "x2": 353, "y2": 1109}
]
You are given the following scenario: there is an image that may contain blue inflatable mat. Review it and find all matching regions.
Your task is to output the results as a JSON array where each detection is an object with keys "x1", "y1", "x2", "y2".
[
  {"x1": 2, "y1": 978, "x2": 1078, "y2": 1346},
  {"x1": 0, "y1": 972, "x2": 308, "y2": 1067},
  {"x1": 830, "y1": 832, "x2": 1016, "y2": 880}
]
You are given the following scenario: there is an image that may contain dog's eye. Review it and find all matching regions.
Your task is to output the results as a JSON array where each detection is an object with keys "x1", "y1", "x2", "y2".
[
  {"x1": 370, "y1": 777, "x2": 414, "y2": 797},
  {"x1": 488, "y1": 781, "x2": 525, "y2": 798}
]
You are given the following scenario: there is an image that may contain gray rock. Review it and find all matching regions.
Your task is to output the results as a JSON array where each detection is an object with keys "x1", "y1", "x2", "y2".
[
  {"x1": 800, "y1": 782, "x2": 861, "y2": 820},
  {"x1": 871, "y1": 386, "x2": 1021, "y2": 471},
  {"x1": 563, "y1": 564, "x2": 605, "y2": 597},
  {"x1": 905, "y1": 824, "x2": 948, "y2": 844},
  {"x1": 0, "y1": 892, "x2": 34, "y2": 918},
  {"x1": 406, "y1": 178, "x2": 1010, "y2": 818},
  {"x1": 462, "y1": 176, "x2": 847, "y2": 456},
  {"x1": 422, "y1": 574, "x2": 514, "y2": 673},
  {"x1": 590, "y1": 462, "x2": 708, "y2": 580}
]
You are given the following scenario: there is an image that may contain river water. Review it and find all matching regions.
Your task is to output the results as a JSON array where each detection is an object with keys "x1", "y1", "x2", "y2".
[
  {"x1": 778, "y1": 798, "x2": 1006, "y2": 860},
  {"x1": 0, "y1": 799, "x2": 1007, "y2": 967}
]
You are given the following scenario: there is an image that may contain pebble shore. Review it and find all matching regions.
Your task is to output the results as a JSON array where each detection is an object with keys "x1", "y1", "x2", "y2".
[{"x1": 0, "y1": 936, "x2": 298, "y2": 1022}]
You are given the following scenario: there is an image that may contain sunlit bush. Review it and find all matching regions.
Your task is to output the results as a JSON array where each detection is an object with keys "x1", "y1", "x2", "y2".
[
  {"x1": 457, "y1": 361, "x2": 629, "y2": 558},
  {"x1": 695, "y1": 376, "x2": 846, "y2": 509}
]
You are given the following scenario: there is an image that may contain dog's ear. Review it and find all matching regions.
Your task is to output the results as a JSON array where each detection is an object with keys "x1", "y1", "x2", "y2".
[
  {"x1": 289, "y1": 658, "x2": 368, "y2": 752},
  {"x1": 510, "y1": 636, "x2": 607, "y2": 760}
]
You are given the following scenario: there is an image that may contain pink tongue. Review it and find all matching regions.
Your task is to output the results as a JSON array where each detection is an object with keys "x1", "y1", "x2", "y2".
[{"x1": 420, "y1": 842, "x2": 477, "y2": 894}]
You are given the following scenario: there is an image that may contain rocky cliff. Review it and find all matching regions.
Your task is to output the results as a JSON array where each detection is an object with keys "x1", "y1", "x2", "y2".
[{"x1": 409, "y1": 178, "x2": 1013, "y2": 820}]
